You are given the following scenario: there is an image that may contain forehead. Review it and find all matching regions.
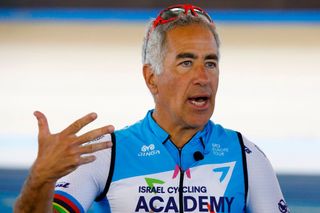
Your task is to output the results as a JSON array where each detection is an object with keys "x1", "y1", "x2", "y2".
[{"x1": 164, "y1": 24, "x2": 218, "y2": 56}]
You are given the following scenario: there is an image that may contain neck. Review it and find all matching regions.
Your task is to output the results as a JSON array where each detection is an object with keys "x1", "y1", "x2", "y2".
[
  {"x1": 152, "y1": 110, "x2": 204, "y2": 148},
  {"x1": 169, "y1": 128, "x2": 199, "y2": 148}
]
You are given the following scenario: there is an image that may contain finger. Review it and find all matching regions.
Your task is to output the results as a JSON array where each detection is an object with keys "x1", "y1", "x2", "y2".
[
  {"x1": 79, "y1": 155, "x2": 96, "y2": 165},
  {"x1": 34, "y1": 111, "x2": 50, "y2": 136},
  {"x1": 61, "y1": 112, "x2": 97, "y2": 136},
  {"x1": 75, "y1": 125, "x2": 115, "y2": 145},
  {"x1": 79, "y1": 141, "x2": 113, "y2": 154}
]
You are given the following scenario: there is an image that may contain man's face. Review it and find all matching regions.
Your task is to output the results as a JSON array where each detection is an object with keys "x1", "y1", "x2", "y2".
[{"x1": 152, "y1": 24, "x2": 219, "y2": 130}]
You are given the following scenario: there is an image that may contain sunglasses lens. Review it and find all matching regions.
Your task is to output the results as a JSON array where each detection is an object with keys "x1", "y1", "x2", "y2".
[
  {"x1": 160, "y1": 8, "x2": 185, "y2": 20},
  {"x1": 161, "y1": 7, "x2": 212, "y2": 23},
  {"x1": 194, "y1": 8, "x2": 212, "y2": 22},
  {"x1": 149, "y1": 5, "x2": 213, "y2": 39}
]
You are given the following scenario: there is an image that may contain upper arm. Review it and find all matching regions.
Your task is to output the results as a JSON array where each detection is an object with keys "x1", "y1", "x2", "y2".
[
  {"x1": 53, "y1": 134, "x2": 112, "y2": 212},
  {"x1": 243, "y1": 137, "x2": 290, "y2": 213}
]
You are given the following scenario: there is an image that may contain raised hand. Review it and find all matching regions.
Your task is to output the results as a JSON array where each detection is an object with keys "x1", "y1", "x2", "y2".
[{"x1": 32, "y1": 111, "x2": 114, "y2": 183}]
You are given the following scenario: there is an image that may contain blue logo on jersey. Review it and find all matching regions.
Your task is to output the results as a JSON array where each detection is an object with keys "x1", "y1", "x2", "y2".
[
  {"x1": 278, "y1": 199, "x2": 289, "y2": 213},
  {"x1": 213, "y1": 166, "x2": 230, "y2": 182},
  {"x1": 135, "y1": 195, "x2": 234, "y2": 212},
  {"x1": 244, "y1": 146, "x2": 252, "y2": 154},
  {"x1": 55, "y1": 181, "x2": 70, "y2": 188}
]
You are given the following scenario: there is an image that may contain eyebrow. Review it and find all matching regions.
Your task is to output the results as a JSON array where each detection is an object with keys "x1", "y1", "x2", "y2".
[
  {"x1": 176, "y1": 52, "x2": 197, "y2": 60},
  {"x1": 176, "y1": 52, "x2": 219, "y2": 60},
  {"x1": 205, "y1": 54, "x2": 219, "y2": 61}
]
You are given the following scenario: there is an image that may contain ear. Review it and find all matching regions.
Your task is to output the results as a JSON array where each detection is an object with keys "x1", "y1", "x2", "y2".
[{"x1": 143, "y1": 64, "x2": 158, "y2": 95}]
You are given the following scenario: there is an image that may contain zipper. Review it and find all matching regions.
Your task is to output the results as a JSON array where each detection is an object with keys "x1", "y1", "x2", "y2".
[{"x1": 178, "y1": 148, "x2": 184, "y2": 213}]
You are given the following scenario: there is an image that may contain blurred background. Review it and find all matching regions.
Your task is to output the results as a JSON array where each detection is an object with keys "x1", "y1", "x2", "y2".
[{"x1": 0, "y1": 0, "x2": 320, "y2": 212}]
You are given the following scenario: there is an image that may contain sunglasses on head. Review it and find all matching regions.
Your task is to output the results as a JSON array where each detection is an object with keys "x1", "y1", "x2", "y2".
[
  {"x1": 149, "y1": 4, "x2": 213, "y2": 35},
  {"x1": 144, "y1": 4, "x2": 214, "y2": 62}
]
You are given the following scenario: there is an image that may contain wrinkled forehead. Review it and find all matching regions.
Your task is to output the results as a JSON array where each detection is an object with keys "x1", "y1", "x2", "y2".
[{"x1": 164, "y1": 24, "x2": 219, "y2": 55}]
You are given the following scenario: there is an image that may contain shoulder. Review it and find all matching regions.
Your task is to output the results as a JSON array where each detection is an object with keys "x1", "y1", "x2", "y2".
[
  {"x1": 115, "y1": 119, "x2": 145, "y2": 138},
  {"x1": 239, "y1": 135, "x2": 288, "y2": 212},
  {"x1": 240, "y1": 135, "x2": 267, "y2": 157},
  {"x1": 54, "y1": 134, "x2": 113, "y2": 211},
  {"x1": 207, "y1": 121, "x2": 240, "y2": 141},
  {"x1": 239, "y1": 135, "x2": 274, "y2": 177}
]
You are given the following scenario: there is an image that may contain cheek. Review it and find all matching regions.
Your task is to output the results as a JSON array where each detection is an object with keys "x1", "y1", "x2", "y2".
[
  {"x1": 156, "y1": 76, "x2": 177, "y2": 98},
  {"x1": 214, "y1": 79, "x2": 219, "y2": 92},
  {"x1": 158, "y1": 78, "x2": 185, "y2": 103},
  {"x1": 165, "y1": 81, "x2": 181, "y2": 97},
  {"x1": 211, "y1": 74, "x2": 219, "y2": 92}
]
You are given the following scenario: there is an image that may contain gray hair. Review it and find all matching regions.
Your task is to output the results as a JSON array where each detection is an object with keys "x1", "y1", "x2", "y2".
[{"x1": 142, "y1": 15, "x2": 220, "y2": 75}]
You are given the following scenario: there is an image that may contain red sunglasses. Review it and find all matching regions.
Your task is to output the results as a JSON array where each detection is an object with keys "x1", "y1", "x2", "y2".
[
  {"x1": 149, "y1": 4, "x2": 214, "y2": 35},
  {"x1": 144, "y1": 4, "x2": 214, "y2": 62}
]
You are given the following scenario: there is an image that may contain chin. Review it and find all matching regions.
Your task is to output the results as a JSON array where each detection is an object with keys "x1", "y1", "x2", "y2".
[{"x1": 187, "y1": 117, "x2": 210, "y2": 129}]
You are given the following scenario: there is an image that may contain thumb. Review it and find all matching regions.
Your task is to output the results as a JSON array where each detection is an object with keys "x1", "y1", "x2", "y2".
[{"x1": 34, "y1": 111, "x2": 51, "y2": 137}]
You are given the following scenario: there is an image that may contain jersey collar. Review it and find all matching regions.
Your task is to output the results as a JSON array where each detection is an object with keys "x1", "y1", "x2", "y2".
[{"x1": 146, "y1": 109, "x2": 213, "y2": 147}]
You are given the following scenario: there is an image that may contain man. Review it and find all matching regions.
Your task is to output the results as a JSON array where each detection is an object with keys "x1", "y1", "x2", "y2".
[{"x1": 14, "y1": 4, "x2": 289, "y2": 213}]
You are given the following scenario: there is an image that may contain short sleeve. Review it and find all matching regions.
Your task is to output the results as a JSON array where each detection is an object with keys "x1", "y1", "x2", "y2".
[
  {"x1": 243, "y1": 137, "x2": 290, "y2": 213},
  {"x1": 53, "y1": 134, "x2": 112, "y2": 212}
]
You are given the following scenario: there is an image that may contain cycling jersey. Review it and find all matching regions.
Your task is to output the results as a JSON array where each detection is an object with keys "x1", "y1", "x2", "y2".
[{"x1": 53, "y1": 110, "x2": 289, "y2": 213}]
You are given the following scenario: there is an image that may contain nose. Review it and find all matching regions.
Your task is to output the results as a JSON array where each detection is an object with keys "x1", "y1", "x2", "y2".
[{"x1": 192, "y1": 65, "x2": 210, "y2": 86}]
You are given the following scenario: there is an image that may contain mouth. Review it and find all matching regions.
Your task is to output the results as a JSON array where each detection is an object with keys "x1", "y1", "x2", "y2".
[{"x1": 188, "y1": 95, "x2": 210, "y2": 108}]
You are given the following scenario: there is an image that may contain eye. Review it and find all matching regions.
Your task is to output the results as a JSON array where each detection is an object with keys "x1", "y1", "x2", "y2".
[
  {"x1": 205, "y1": 61, "x2": 217, "y2": 69},
  {"x1": 179, "y1": 60, "x2": 193, "y2": 67}
]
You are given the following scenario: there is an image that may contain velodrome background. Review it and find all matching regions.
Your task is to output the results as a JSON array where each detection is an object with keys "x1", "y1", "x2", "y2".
[
  {"x1": 1, "y1": 9, "x2": 319, "y2": 173},
  {"x1": 0, "y1": 7, "x2": 320, "y2": 212}
]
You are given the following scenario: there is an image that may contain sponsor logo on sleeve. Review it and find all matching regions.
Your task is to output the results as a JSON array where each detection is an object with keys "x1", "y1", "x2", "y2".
[
  {"x1": 244, "y1": 145, "x2": 252, "y2": 154},
  {"x1": 278, "y1": 199, "x2": 289, "y2": 213},
  {"x1": 55, "y1": 181, "x2": 70, "y2": 188}
]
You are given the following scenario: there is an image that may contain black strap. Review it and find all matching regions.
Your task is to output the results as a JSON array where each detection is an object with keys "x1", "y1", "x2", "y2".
[
  {"x1": 236, "y1": 131, "x2": 249, "y2": 211},
  {"x1": 95, "y1": 132, "x2": 116, "y2": 201}
]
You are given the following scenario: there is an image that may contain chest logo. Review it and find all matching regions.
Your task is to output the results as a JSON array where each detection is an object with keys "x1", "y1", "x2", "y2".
[
  {"x1": 212, "y1": 143, "x2": 229, "y2": 156},
  {"x1": 138, "y1": 144, "x2": 161, "y2": 157},
  {"x1": 213, "y1": 166, "x2": 230, "y2": 182},
  {"x1": 143, "y1": 178, "x2": 166, "y2": 194}
]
